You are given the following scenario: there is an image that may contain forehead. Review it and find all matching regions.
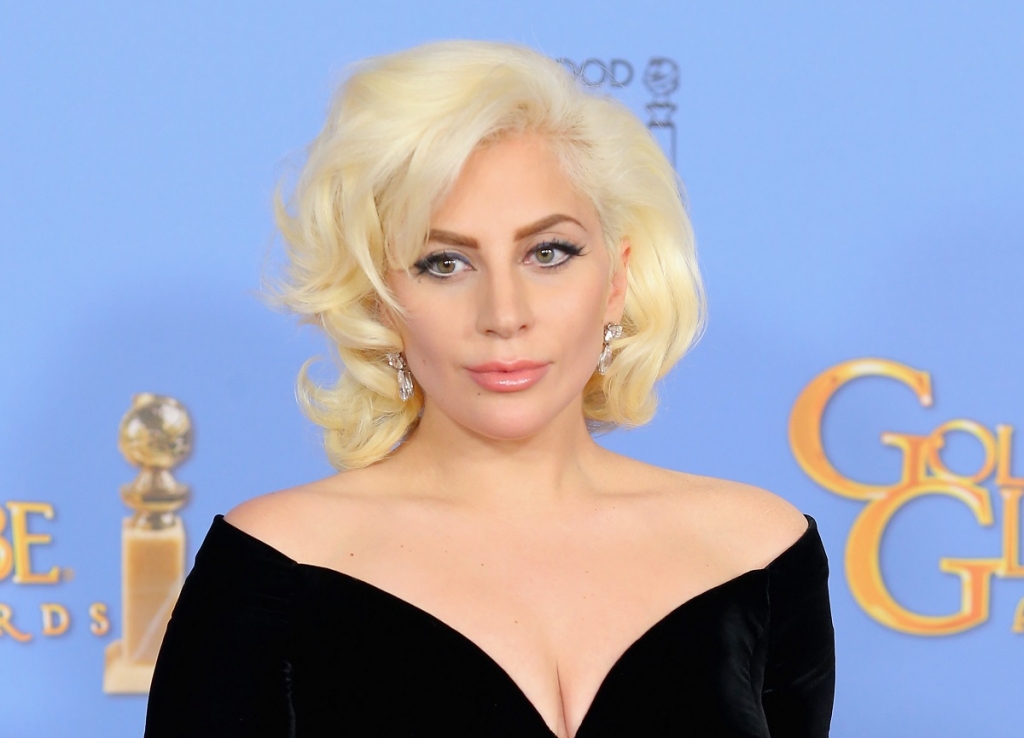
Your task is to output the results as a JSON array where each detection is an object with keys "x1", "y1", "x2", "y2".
[{"x1": 429, "y1": 133, "x2": 600, "y2": 235}]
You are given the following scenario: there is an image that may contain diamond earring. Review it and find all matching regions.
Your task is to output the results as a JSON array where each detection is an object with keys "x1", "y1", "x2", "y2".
[
  {"x1": 386, "y1": 352, "x2": 414, "y2": 401},
  {"x1": 597, "y1": 323, "x2": 623, "y2": 375}
]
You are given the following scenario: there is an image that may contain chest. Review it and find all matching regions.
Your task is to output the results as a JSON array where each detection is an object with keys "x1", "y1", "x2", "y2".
[
  {"x1": 315, "y1": 525, "x2": 749, "y2": 734},
  {"x1": 284, "y1": 566, "x2": 772, "y2": 737}
]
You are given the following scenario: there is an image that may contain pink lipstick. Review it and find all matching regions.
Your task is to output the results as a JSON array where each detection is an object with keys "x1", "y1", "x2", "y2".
[{"x1": 466, "y1": 360, "x2": 550, "y2": 392}]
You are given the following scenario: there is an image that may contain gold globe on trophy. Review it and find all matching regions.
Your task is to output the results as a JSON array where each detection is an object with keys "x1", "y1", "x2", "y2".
[
  {"x1": 104, "y1": 393, "x2": 193, "y2": 694},
  {"x1": 118, "y1": 394, "x2": 192, "y2": 528}
]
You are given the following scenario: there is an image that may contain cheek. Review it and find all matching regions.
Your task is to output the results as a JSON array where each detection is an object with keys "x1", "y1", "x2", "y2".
[
  {"x1": 395, "y1": 301, "x2": 464, "y2": 384},
  {"x1": 564, "y1": 266, "x2": 612, "y2": 326},
  {"x1": 545, "y1": 275, "x2": 610, "y2": 360},
  {"x1": 388, "y1": 278, "x2": 441, "y2": 347}
]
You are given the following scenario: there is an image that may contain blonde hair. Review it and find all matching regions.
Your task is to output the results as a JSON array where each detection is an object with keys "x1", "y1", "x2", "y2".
[{"x1": 272, "y1": 40, "x2": 705, "y2": 469}]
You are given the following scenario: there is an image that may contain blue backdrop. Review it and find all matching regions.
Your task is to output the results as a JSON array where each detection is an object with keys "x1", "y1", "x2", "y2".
[{"x1": 2, "y1": 2, "x2": 1023, "y2": 735}]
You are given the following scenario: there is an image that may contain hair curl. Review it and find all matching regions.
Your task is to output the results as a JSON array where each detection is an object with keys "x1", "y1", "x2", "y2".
[{"x1": 270, "y1": 40, "x2": 705, "y2": 469}]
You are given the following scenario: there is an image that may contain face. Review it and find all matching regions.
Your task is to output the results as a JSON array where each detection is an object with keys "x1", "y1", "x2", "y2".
[{"x1": 385, "y1": 133, "x2": 629, "y2": 442}]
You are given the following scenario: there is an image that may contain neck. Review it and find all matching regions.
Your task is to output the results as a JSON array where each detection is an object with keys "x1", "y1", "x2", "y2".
[{"x1": 385, "y1": 398, "x2": 608, "y2": 516}]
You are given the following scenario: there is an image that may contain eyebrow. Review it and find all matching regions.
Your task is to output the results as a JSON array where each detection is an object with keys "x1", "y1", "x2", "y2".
[{"x1": 426, "y1": 214, "x2": 586, "y2": 248}]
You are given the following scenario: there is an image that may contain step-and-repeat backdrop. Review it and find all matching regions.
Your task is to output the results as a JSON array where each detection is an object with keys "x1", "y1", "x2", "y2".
[{"x1": 2, "y1": 2, "x2": 1022, "y2": 735}]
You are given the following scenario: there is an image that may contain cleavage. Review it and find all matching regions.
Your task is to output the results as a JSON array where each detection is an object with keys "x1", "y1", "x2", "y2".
[{"x1": 297, "y1": 561, "x2": 762, "y2": 737}]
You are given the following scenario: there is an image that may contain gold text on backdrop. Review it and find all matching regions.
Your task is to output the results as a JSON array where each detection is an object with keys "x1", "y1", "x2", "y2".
[
  {"x1": 0, "y1": 501, "x2": 110, "y2": 642},
  {"x1": 790, "y1": 358, "x2": 1024, "y2": 636}
]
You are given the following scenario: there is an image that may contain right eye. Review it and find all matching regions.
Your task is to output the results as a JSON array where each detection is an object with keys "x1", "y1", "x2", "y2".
[{"x1": 413, "y1": 251, "x2": 471, "y2": 279}]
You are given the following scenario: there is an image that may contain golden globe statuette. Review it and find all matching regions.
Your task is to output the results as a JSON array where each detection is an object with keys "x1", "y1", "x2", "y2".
[{"x1": 103, "y1": 394, "x2": 192, "y2": 694}]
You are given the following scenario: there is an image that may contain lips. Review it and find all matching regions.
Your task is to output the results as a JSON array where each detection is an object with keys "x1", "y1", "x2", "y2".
[{"x1": 466, "y1": 360, "x2": 550, "y2": 392}]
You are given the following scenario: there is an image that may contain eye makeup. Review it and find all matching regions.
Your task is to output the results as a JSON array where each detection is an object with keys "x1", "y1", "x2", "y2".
[
  {"x1": 412, "y1": 250, "x2": 470, "y2": 278},
  {"x1": 528, "y1": 240, "x2": 584, "y2": 269},
  {"x1": 412, "y1": 240, "x2": 585, "y2": 280}
]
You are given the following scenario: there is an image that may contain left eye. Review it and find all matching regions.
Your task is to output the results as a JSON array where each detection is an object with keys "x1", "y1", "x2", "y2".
[{"x1": 529, "y1": 241, "x2": 582, "y2": 267}]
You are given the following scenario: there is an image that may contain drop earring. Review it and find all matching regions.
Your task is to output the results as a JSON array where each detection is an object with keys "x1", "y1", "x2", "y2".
[
  {"x1": 597, "y1": 323, "x2": 623, "y2": 375},
  {"x1": 386, "y1": 352, "x2": 414, "y2": 401}
]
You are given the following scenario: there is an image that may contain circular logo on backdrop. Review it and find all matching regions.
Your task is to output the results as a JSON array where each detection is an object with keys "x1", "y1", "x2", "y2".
[{"x1": 643, "y1": 57, "x2": 680, "y2": 98}]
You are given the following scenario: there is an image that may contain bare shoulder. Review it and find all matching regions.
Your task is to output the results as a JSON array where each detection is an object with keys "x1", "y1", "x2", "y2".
[
  {"x1": 224, "y1": 473, "x2": 364, "y2": 563},
  {"x1": 607, "y1": 456, "x2": 808, "y2": 570},
  {"x1": 676, "y1": 471, "x2": 809, "y2": 569}
]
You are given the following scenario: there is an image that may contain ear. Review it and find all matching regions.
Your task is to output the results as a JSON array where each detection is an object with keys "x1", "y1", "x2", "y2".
[{"x1": 605, "y1": 238, "x2": 631, "y2": 323}]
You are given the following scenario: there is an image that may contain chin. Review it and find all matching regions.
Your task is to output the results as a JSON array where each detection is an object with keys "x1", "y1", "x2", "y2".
[
  {"x1": 468, "y1": 419, "x2": 550, "y2": 442},
  {"x1": 457, "y1": 399, "x2": 578, "y2": 442}
]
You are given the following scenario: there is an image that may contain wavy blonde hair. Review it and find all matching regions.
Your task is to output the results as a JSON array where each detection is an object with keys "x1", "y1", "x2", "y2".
[{"x1": 271, "y1": 40, "x2": 705, "y2": 469}]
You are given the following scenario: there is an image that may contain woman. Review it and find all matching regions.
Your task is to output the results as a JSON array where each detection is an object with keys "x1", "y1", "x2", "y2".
[{"x1": 145, "y1": 40, "x2": 835, "y2": 737}]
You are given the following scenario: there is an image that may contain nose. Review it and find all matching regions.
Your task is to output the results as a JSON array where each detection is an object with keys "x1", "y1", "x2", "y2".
[{"x1": 476, "y1": 265, "x2": 534, "y2": 338}]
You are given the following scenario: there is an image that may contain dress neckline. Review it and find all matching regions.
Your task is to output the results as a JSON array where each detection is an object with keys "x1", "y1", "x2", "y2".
[{"x1": 212, "y1": 514, "x2": 817, "y2": 738}]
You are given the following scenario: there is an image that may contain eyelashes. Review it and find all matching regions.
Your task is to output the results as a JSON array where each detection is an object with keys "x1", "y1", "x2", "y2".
[
  {"x1": 412, "y1": 251, "x2": 466, "y2": 278},
  {"x1": 412, "y1": 240, "x2": 584, "y2": 279},
  {"x1": 532, "y1": 240, "x2": 584, "y2": 266}
]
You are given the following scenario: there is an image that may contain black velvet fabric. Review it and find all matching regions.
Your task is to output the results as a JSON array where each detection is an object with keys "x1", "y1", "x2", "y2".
[{"x1": 145, "y1": 514, "x2": 835, "y2": 737}]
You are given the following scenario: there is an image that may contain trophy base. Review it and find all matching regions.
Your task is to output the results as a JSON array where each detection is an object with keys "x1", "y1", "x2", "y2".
[{"x1": 103, "y1": 639, "x2": 155, "y2": 694}]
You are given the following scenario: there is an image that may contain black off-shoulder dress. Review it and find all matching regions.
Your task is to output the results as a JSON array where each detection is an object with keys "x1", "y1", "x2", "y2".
[{"x1": 144, "y1": 514, "x2": 835, "y2": 737}]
